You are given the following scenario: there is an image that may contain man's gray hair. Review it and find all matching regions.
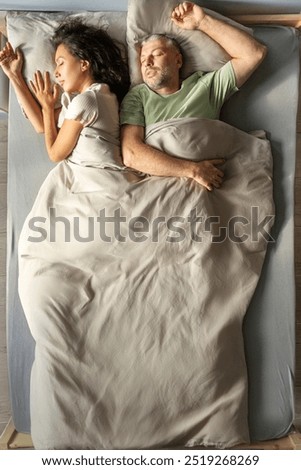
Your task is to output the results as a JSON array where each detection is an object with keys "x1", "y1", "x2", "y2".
[{"x1": 141, "y1": 34, "x2": 182, "y2": 56}]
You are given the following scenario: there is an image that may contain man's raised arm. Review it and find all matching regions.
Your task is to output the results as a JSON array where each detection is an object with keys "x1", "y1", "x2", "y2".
[{"x1": 171, "y1": 2, "x2": 267, "y2": 88}]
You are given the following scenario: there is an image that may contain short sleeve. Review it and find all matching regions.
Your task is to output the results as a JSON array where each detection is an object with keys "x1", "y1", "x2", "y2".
[
  {"x1": 207, "y1": 61, "x2": 239, "y2": 110},
  {"x1": 120, "y1": 86, "x2": 146, "y2": 126},
  {"x1": 64, "y1": 91, "x2": 98, "y2": 127}
]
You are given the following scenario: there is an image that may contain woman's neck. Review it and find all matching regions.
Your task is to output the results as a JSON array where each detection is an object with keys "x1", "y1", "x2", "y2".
[{"x1": 78, "y1": 78, "x2": 95, "y2": 93}]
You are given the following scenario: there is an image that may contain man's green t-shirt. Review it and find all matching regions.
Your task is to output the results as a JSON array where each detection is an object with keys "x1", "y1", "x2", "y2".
[{"x1": 120, "y1": 61, "x2": 238, "y2": 127}]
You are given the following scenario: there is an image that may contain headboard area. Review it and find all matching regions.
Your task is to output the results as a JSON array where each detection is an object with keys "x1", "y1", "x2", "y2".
[{"x1": 1, "y1": 0, "x2": 301, "y2": 13}]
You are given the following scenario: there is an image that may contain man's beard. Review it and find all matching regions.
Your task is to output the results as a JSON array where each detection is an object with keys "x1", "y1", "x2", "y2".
[{"x1": 144, "y1": 66, "x2": 173, "y2": 90}]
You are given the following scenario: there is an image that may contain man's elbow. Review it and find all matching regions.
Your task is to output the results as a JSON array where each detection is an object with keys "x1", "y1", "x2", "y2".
[
  {"x1": 246, "y1": 43, "x2": 267, "y2": 79},
  {"x1": 122, "y1": 145, "x2": 135, "y2": 168},
  {"x1": 254, "y1": 43, "x2": 267, "y2": 67},
  {"x1": 121, "y1": 125, "x2": 145, "y2": 168}
]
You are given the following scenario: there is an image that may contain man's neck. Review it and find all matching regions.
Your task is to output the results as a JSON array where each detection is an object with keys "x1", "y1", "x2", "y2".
[{"x1": 150, "y1": 79, "x2": 181, "y2": 96}]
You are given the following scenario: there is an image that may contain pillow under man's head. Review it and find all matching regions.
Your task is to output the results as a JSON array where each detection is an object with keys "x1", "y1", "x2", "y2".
[{"x1": 126, "y1": 0, "x2": 252, "y2": 86}]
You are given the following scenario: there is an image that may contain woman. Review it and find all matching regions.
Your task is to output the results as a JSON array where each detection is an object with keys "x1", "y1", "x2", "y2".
[{"x1": 0, "y1": 19, "x2": 130, "y2": 167}]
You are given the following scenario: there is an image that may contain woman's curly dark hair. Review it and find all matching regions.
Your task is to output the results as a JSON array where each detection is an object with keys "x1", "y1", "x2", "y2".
[{"x1": 52, "y1": 19, "x2": 130, "y2": 103}]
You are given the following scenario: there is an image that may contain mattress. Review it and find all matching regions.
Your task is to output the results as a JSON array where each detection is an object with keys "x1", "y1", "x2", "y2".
[{"x1": 5, "y1": 3, "x2": 299, "y2": 443}]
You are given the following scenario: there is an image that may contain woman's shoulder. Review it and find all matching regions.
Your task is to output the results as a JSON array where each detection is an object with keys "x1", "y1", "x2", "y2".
[
  {"x1": 61, "y1": 89, "x2": 98, "y2": 126},
  {"x1": 80, "y1": 83, "x2": 118, "y2": 106},
  {"x1": 87, "y1": 83, "x2": 110, "y2": 93},
  {"x1": 67, "y1": 87, "x2": 100, "y2": 115},
  {"x1": 85, "y1": 83, "x2": 116, "y2": 99}
]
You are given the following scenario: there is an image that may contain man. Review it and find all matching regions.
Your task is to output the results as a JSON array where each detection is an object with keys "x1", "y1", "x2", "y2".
[{"x1": 120, "y1": 2, "x2": 267, "y2": 191}]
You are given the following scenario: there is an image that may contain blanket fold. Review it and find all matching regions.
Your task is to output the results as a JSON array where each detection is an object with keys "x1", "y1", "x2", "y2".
[{"x1": 18, "y1": 117, "x2": 274, "y2": 449}]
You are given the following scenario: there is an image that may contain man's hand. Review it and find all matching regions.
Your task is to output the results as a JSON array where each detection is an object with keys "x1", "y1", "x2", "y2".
[
  {"x1": 172, "y1": 1, "x2": 267, "y2": 88},
  {"x1": 122, "y1": 124, "x2": 226, "y2": 192},
  {"x1": 171, "y1": 2, "x2": 205, "y2": 30},
  {"x1": 191, "y1": 158, "x2": 225, "y2": 191}
]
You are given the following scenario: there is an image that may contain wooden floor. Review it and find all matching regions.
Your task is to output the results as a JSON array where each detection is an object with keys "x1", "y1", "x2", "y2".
[
  {"x1": 0, "y1": 417, "x2": 301, "y2": 450},
  {"x1": 0, "y1": 43, "x2": 301, "y2": 449}
]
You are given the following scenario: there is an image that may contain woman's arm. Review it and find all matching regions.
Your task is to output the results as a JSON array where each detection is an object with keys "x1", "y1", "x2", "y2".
[
  {"x1": 31, "y1": 71, "x2": 83, "y2": 162},
  {"x1": 0, "y1": 42, "x2": 46, "y2": 132},
  {"x1": 42, "y1": 113, "x2": 84, "y2": 162}
]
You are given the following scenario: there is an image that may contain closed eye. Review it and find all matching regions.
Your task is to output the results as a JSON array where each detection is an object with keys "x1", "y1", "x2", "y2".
[
  {"x1": 140, "y1": 48, "x2": 165, "y2": 64},
  {"x1": 55, "y1": 56, "x2": 65, "y2": 67}
]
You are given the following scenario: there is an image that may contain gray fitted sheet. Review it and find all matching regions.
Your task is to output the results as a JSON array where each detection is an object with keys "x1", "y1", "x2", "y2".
[{"x1": 6, "y1": 15, "x2": 299, "y2": 442}]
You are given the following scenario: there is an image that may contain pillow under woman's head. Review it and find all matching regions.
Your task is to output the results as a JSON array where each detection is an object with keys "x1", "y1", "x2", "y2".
[
  {"x1": 6, "y1": 11, "x2": 127, "y2": 92},
  {"x1": 126, "y1": 0, "x2": 253, "y2": 86}
]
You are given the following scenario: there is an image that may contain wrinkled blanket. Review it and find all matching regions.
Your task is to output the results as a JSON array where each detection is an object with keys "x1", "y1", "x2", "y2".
[{"x1": 18, "y1": 117, "x2": 274, "y2": 449}]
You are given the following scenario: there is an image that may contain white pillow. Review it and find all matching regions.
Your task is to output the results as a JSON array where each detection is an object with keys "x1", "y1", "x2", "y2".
[
  {"x1": 6, "y1": 10, "x2": 127, "y2": 105},
  {"x1": 0, "y1": 11, "x2": 7, "y2": 36},
  {"x1": 126, "y1": 0, "x2": 253, "y2": 86}
]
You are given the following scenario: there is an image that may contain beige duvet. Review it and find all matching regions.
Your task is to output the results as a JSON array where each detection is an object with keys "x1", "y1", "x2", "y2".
[{"x1": 18, "y1": 117, "x2": 274, "y2": 449}]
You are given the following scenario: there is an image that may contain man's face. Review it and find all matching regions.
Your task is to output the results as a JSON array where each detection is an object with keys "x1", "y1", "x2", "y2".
[{"x1": 140, "y1": 39, "x2": 182, "y2": 91}]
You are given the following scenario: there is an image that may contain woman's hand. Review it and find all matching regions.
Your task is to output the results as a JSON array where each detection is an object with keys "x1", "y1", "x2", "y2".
[
  {"x1": 171, "y1": 2, "x2": 205, "y2": 30},
  {"x1": 0, "y1": 41, "x2": 23, "y2": 78},
  {"x1": 30, "y1": 70, "x2": 60, "y2": 111}
]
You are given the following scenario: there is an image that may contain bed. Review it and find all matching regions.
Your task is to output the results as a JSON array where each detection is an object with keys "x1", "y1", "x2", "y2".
[{"x1": 1, "y1": 0, "x2": 300, "y2": 449}]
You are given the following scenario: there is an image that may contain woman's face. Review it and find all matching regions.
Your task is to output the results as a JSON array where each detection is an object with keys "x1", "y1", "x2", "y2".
[{"x1": 54, "y1": 43, "x2": 91, "y2": 93}]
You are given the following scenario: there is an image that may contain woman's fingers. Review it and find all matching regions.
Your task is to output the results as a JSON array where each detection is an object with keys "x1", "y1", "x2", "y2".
[
  {"x1": 53, "y1": 83, "x2": 60, "y2": 102},
  {"x1": 6, "y1": 42, "x2": 15, "y2": 55},
  {"x1": 29, "y1": 80, "x2": 37, "y2": 94},
  {"x1": 0, "y1": 42, "x2": 16, "y2": 63},
  {"x1": 34, "y1": 70, "x2": 43, "y2": 90},
  {"x1": 44, "y1": 71, "x2": 52, "y2": 91},
  {"x1": 34, "y1": 71, "x2": 53, "y2": 92},
  {"x1": 31, "y1": 70, "x2": 58, "y2": 109}
]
